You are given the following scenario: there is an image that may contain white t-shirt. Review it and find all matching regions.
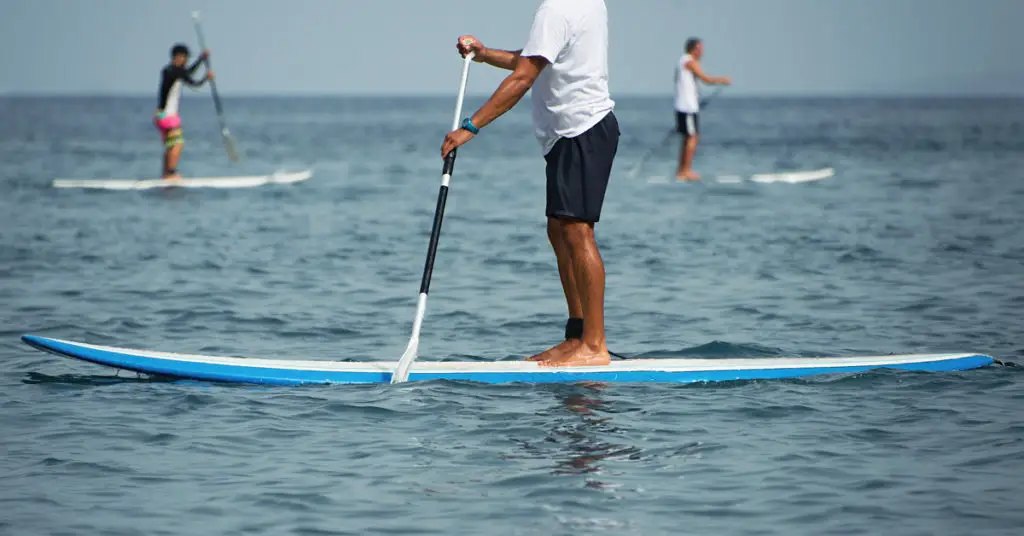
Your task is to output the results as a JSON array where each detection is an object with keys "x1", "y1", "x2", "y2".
[
  {"x1": 521, "y1": 0, "x2": 615, "y2": 155},
  {"x1": 674, "y1": 53, "x2": 700, "y2": 114}
]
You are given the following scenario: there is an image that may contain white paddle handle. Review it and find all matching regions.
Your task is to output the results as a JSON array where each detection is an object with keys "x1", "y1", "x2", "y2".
[
  {"x1": 449, "y1": 52, "x2": 475, "y2": 132},
  {"x1": 191, "y1": 12, "x2": 208, "y2": 50}
]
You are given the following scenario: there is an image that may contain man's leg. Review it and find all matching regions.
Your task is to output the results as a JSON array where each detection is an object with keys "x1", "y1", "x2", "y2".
[
  {"x1": 161, "y1": 132, "x2": 170, "y2": 176},
  {"x1": 529, "y1": 111, "x2": 618, "y2": 366},
  {"x1": 676, "y1": 113, "x2": 701, "y2": 181},
  {"x1": 548, "y1": 218, "x2": 585, "y2": 320},
  {"x1": 677, "y1": 134, "x2": 699, "y2": 180},
  {"x1": 527, "y1": 218, "x2": 584, "y2": 361},
  {"x1": 163, "y1": 129, "x2": 183, "y2": 179},
  {"x1": 536, "y1": 112, "x2": 618, "y2": 367},
  {"x1": 538, "y1": 219, "x2": 610, "y2": 367}
]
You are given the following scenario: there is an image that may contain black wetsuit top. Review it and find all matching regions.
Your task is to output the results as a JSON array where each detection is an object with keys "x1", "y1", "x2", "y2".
[{"x1": 157, "y1": 58, "x2": 207, "y2": 113}]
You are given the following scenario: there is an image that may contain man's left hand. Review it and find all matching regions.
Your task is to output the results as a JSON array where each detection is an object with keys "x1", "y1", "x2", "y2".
[{"x1": 441, "y1": 128, "x2": 474, "y2": 158}]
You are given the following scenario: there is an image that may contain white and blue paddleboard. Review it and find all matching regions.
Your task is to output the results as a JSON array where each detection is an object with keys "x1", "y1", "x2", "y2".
[
  {"x1": 645, "y1": 167, "x2": 836, "y2": 185},
  {"x1": 715, "y1": 167, "x2": 836, "y2": 184},
  {"x1": 21, "y1": 335, "x2": 993, "y2": 386},
  {"x1": 51, "y1": 169, "x2": 313, "y2": 190}
]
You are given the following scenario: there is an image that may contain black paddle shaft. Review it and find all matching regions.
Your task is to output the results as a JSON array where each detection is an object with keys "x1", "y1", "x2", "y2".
[
  {"x1": 418, "y1": 150, "x2": 459, "y2": 294},
  {"x1": 192, "y1": 23, "x2": 227, "y2": 119},
  {"x1": 205, "y1": 67, "x2": 227, "y2": 118}
]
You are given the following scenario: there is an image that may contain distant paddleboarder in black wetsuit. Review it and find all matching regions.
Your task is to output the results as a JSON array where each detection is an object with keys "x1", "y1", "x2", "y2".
[{"x1": 155, "y1": 43, "x2": 213, "y2": 179}]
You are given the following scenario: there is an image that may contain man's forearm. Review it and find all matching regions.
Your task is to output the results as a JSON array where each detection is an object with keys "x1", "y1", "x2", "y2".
[
  {"x1": 698, "y1": 73, "x2": 729, "y2": 85},
  {"x1": 478, "y1": 48, "x2": 522, "y2": 71},
  {"x1": 469, "y1": 72, "x2": 533, "y2": 128}
]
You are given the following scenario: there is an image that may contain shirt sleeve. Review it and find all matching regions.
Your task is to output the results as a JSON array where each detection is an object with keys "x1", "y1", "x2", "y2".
[
  {"x1": 521, "y1": 5, "x2": 570, "y2": 64},
  {"x1": 187, "y1": 57, "x2": 205, "y2": 75},
  {"x1": 172, "y1": 66, "x2": 204, "y2": 87}
]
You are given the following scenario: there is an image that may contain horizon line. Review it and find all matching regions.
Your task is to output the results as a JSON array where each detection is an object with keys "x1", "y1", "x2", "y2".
[{"x1": 2, "y1": 91, "x2": 1023, "y2": 99}]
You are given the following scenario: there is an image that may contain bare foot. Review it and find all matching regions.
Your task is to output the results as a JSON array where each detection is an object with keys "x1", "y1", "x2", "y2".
[
  {"x1": 526, "y1": 338, "x2": 579, "y2": 362},
  {"x1": 537, "y1": 343, "x2": 611, "y2": 368},
  {"x1": 162, "y1": 173, "x2": 182, "y2": 180},
  {"x1": 675, "y1": 171, "x2": 701, "y2": 181}
]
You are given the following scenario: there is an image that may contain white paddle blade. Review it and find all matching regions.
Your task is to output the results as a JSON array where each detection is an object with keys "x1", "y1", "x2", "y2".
[
  {"x1": 222, "y1": 131, "x2": 240, "y2": 162},
  {"x1": 391, "y1": 293, "x2": 429, "y2": 384},
  {"x1": 391, "y1": 338, "x2": 419, "y2": 384}
]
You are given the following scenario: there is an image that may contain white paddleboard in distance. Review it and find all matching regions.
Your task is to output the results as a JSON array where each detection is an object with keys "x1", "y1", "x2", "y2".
[
  {"x1": 51, "y1": 169, "x2": 313, "y2": 190},
  {"x1": 714, "y1": 167, "x2": 836, "y2": 184},
  {"x1": 21, "y1": 335, "x2": 994, "y2": 386}
]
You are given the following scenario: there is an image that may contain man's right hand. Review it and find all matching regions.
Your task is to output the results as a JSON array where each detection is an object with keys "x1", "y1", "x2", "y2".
[{"x1": 457, "y1": 35, "x2": 487, "y2": 62}]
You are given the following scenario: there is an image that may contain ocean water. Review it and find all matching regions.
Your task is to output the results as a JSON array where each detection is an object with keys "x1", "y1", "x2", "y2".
[{"x1": 1, "y1": 94, "x2": 1023, "y2": 535}]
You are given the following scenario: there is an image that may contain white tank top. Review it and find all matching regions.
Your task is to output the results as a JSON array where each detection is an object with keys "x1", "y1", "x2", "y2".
[{"x1": 674, "y1": 53, "x2": 699, "y2": 113}]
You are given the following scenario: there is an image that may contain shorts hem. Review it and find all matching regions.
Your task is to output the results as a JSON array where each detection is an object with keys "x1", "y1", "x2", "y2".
[{"x1": 546, "y1": 211, "x2": 600, "y2": 224}]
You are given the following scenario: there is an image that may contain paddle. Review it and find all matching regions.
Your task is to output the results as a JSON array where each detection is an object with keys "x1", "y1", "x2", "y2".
[
  {"x1": 626, "y1": 85, "x2": 725, "y2": 180},
  {"x1": 390, "y1": 51, "x2": 475, "y2": 384},
  {"x1": 191, "y1": 11, "x2": 240, "y2": 163}
]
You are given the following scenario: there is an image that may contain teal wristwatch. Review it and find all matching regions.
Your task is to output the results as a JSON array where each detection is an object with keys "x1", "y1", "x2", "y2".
[{"x1": 460, "y1": 117, "x2": 480, "y2": 135}]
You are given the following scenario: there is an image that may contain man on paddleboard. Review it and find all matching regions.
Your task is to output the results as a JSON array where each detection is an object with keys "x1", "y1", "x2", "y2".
[
  {"x1": 441, "y1": 0, "x2": 619, "y2": 368},
  {"x1": 675, "y1": 38, "x2": 730, "y2": 181},
  {"x1": 155, "y1": 44, "x2": 214, "y2": 179}
]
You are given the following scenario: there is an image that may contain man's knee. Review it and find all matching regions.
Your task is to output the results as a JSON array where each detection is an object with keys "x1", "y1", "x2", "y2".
[
  {"x1": 547, "y1": 217, "x2": 563, "y2": 244},
  {"x1": 560, "y1": 219, "x2": 595, "y2": 247}
]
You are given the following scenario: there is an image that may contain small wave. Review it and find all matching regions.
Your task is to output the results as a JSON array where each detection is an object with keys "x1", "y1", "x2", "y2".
[{"x1": 637, "y1": 340, "x2": 787, "y2": 359}]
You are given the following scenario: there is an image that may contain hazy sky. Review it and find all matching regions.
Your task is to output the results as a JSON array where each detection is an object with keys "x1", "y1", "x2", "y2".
[{"x1": 2, "y1": 0, "x2": 1021, "y2": 96}]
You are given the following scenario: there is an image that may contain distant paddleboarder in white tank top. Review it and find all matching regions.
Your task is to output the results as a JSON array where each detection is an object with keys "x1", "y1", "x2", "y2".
[{"x1": 675, "y1": 38, "x2": 730, "y2": 181}]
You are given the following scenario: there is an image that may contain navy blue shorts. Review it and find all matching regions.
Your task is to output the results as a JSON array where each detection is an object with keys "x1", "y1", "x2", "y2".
[
  {"x1": 544, "y1": 111, "x2": 620, "y2": 223},
  {"x1": 676, "y1": 111, "x2": 699, "y2": 138}
]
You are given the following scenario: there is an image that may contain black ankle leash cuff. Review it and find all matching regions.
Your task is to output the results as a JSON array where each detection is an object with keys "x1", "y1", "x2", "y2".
[{"x1": 564, "y1": 317, "x2": 584, "y2": 339}]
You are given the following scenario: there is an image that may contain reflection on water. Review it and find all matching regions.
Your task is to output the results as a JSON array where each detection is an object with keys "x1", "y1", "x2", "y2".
[
  {"x1": 21, "y1": 371, "x2": 156, "y2": 385},
  {"x1": 549, "y1": 383, "x2": 640, "y2": 490}
]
